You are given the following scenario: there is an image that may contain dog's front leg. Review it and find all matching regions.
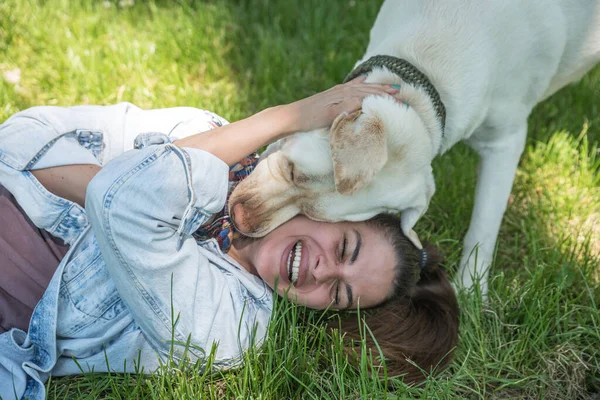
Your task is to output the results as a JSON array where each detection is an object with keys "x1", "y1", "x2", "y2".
[{"x1": 457, "y1": 122, "x2": 528, "y2": 297}]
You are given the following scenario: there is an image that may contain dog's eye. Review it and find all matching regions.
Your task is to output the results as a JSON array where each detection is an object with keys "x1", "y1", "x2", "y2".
[{"x1": 287, "y1": 162, "x2": 295, "y2": 183}]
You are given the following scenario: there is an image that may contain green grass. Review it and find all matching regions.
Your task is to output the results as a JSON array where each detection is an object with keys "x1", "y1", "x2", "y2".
[{"x1": 1, "y1": 0, "x2": 599, "y2": 398}]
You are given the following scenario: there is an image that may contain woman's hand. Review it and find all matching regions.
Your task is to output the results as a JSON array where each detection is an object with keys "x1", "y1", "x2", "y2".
[{"x1": 283, "y1": 77, "x2": 399, "y2": 133}]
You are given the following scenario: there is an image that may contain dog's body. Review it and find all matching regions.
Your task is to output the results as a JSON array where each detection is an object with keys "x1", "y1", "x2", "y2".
[{"x1": 230, "y1": 0, "x2": 600, "y2": 295}]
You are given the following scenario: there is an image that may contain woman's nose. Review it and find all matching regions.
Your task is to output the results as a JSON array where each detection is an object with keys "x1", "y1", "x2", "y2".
[{"x1": 312, "y1": 256, "x2": 340, "y2": 282}]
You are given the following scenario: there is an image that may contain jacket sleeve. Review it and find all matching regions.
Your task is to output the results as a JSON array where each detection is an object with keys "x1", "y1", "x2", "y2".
[
  {"x1": 0, "y1": 103, "x2": 229, "y2": 244},
  {"x1": 85, "y1": 141, "x2": 243, "y2": 361},
  {"x1": 0, "y1": 104, "x2": 132, "y2": 243}
]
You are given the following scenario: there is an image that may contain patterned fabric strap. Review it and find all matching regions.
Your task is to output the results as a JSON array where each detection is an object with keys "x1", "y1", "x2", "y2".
[
  {"x1": 194, "y1": 153, "x2": 259, "y2": 252},
  {"x1": 344, "y1": 55, "x2": 446, "y2": 133}
]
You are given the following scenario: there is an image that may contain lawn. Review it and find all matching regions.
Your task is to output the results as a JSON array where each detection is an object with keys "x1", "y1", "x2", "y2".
[{"x1": 1, "y1": 0, "x2": 599, "y2": 398}]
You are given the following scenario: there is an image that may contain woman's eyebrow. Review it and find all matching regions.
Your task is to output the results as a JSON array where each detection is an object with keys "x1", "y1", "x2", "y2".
[
  {"x1": 346, "y1": 284, "x2": 353, "y2": 309},
  {"x1": 350, "y1": 229, "x2": 361, "y2": 264}
]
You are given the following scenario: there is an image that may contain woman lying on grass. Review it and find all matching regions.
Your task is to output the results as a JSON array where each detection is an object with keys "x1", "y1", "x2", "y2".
[{"x1": 0, "y1": 79, "x2": 458, "y2": 399}]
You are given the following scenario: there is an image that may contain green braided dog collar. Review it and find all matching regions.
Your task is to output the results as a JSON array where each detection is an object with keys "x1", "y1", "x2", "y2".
[{"x1": 344, "y1": 55, "x2": 446, "y2": 134}]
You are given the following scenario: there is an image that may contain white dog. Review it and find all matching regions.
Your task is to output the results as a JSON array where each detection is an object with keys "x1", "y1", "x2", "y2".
[{"x1": 229, "y1": 0, "x2": 600, "y2": 295}]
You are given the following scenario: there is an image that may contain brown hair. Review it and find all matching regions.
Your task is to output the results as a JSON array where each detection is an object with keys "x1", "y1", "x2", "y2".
[{"x1": 331, "y1": 214, "x2": 459, "y2": 384}]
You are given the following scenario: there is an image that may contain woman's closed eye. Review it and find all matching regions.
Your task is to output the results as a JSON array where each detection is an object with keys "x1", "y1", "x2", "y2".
[
  {"x1": 332, "y1": 234, "x2": 350, "y2": 307},
  {"x1": 334, "y1": 230, "x2": 361, "y2": 308}
]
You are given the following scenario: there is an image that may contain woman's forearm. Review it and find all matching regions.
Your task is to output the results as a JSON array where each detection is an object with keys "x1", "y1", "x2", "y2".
[
  {"x1": 173, "y1": 105, "x2": 293, "y2": 166},
  {"x1": 29, "y1": 107, "x2": 291, "y2": 207}
]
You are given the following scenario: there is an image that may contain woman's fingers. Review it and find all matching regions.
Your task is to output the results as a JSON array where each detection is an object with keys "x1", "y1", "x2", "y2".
[
  {"x1": 286, "y1": 79, "x2": 401, "y2": 133},
  {"x1": 337, "y1": 86, "x2": 398, "y2": 105},
  {"x1": 338, "y1": 83, "x2": 398, "y2": 107},
  {"x1": 333, "y1": 86, "x2": 400, "y2": 119},
  {"x1": 347, "y1": 75, "x2": 398, "y2": 91},
  {"x1": 348, "y1": 75, "x2": 368, "y2": 84},
  {"x1": 348, "y1": 83, "x2": 399, "y2": 96}
]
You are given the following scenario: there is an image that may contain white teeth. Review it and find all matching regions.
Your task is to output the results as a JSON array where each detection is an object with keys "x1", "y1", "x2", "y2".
[
  {"x1": 287, "y1": 241, "x2": 302, "y2": 284},
  {"x1": 286, "y1": 251, "x2": 292, "y2": 272}
]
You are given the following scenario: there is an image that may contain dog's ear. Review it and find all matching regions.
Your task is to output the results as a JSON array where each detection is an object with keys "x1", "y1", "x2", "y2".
[
  {"x1": 330, "y1": 110, "x2": 388, "y2": 195},
  {"x1": 399, "y1": 172, "x2": 435, "y2": 250}
]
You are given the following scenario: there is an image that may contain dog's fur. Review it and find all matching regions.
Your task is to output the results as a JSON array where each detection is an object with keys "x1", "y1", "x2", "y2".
[{"x1": 229, "y1": 0, "x2": 600, "y2": 295}]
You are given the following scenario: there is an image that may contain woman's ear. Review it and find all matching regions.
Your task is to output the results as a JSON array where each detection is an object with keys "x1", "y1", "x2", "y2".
[{"x1": 329, "y1": 110, "x2": 388, "y2": 195}]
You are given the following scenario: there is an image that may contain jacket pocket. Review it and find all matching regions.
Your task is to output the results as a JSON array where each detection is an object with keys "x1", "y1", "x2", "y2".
[{"x1": 57, "y1": 238, "x2": 127, "y2": 337}]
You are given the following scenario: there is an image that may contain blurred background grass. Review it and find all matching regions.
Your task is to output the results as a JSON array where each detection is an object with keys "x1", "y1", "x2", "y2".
[{"x1": 1, "y1": 0, "x2": 599, "y2": 398}]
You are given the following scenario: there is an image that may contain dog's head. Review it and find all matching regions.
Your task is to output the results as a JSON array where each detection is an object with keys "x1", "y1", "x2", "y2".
[{"x1": 229, "y1": 90, "x2": 436, "y2": 248}]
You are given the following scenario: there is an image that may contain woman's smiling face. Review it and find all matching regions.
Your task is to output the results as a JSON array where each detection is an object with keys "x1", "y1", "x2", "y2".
[{"x1": 231, "y1": 215, "x2": 398, "y2": 310}]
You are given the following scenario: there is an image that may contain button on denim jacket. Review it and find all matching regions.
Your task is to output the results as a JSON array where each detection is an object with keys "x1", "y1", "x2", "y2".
[{"x1": 0, "y1": 103, "x2": 273, "y2": 400}]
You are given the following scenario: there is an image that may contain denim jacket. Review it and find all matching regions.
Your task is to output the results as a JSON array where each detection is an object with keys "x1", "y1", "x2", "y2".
[{"x1": 0, "y1": 103, "x2": 273, "y2": 400}]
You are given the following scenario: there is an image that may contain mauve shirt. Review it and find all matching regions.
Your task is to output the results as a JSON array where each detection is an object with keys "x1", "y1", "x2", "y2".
[{"x1": 0, "y1": 185, "x2": 69, "y2": 333}]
